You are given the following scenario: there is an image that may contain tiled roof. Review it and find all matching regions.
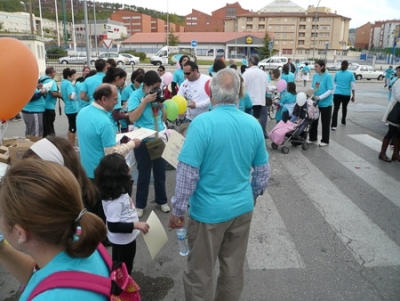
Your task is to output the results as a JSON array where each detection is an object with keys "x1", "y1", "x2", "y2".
[{"x1": 122, "y1": 32, "x2": 268, "y2": 44}]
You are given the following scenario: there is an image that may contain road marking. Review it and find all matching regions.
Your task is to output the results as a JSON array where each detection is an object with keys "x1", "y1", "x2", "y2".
[
  {"x1": 323, "y1": 138, "x2": 400, "y2": 208},
  {"x1": 281, "y1": 151, "x2": 400, "y2": 267},
  {"x1": 247, "y1": 192, "x2": 306, "y2": 270},
  {"x1": 349, "y1": 134, "x2": 394, "y2": 156}
]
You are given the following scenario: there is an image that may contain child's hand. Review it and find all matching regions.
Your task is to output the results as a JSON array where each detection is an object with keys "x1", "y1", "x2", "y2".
[{"x1": 135, "y1": 222, "x2": 149, "y2": 234}]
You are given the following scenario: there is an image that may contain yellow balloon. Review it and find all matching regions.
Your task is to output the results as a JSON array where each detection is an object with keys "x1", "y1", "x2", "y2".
[{"x1": 172, "y1": 95, "x2": 188, "y2": 114}]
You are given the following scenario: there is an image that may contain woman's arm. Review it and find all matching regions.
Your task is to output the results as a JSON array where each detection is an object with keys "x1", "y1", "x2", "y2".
[
  {"x1": 0, "y1": 241, "x2": 35, "y2": 284},
  {"x1": 128, "y1": 93, "x2": 157, "y2": 123}
]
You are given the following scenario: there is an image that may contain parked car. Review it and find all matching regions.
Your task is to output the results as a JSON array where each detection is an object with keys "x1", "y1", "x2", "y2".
[
  {"x1": 258, "y1": 57, "x2": 288, "y2": 70},
  {"x1": 58, "y1": 53, "x2": 88, "y2": 64},
  {"x1": 327, "y1": 61, "x2": 359, "y2": 71},
  {"x1": 91, "y1": 52, "x2": 129, "y2": 65},
  {"x1": 120, "y1": 53, "x2": 140, "y2": 65},
  {"x1": 299, "y1": 61, "x2": 315, "y2": 70},
  {"x1": 349, "y1": 65, "x2": 384, "y2": 81}
]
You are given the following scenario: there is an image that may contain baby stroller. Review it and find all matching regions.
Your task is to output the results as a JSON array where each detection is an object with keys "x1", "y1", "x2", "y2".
[{"x1": 269, "y1": 93, "x2": 319, "y2": 154}]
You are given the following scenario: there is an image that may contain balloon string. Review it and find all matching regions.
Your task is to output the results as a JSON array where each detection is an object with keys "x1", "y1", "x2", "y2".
[{"x1": 0, "y1": 121, "x2": 8, "y2": 142}]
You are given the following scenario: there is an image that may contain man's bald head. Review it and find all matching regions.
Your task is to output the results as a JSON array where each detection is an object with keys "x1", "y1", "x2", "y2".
[
  {"x1": 93, "y1": 83, "x2": 118, "y2": 112},
  {"x1": 210, "y1": 68, "x2": 240, "y2": 105}
]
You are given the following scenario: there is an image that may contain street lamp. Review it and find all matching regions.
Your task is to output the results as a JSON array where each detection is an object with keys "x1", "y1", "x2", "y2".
[
  {"x1": 93, "y1": 0, "x2": 98, "y2": 55},
  {"x1": 312, "y1": 0, "x2": 322, "y2": 60},
  {"x1": 20, "y1": 1, "x2": 27, "y2": 33}
]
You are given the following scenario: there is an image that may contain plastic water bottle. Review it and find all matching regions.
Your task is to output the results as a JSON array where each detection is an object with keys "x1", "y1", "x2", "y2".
[{"x1": 176, "y1": 228, "x2": 190, "y2": 256}]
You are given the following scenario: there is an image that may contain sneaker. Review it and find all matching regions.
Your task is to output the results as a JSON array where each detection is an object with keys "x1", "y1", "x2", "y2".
[
  {"x1": 136, "y1": 208, "x2": 143, "y2": 218},
  {"x1": 158, "y1": 203, "x2": 170, "y2": 213},
  {"x1": 10, "y1": 115, "x2": 22, "y2": 122},
  {"x1": 306, "y1": 139, "x2": 317, "y2": 144},
  {"x1": 331, "y1": 127, "x2": 336, "y2": 131},
  {"x1": 390, "y1": 145, "x2": 394, "y2": 149},
  {"x1": 319, "y1": 142, "x2": 329, "y2": 147}
]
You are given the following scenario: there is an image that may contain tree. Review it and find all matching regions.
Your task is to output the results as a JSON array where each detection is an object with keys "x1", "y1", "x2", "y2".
[
  {"x1": 257, "y1": 32, "x2": 277, "y2": 59},
  {"x1": 167, "y1": 29, "x2": 180, "y2": 46}
]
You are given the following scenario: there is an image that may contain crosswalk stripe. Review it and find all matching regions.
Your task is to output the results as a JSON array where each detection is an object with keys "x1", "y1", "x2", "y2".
[
  {"x1": 348, "y1": 134, "x2": 381, "y2": 152},
  {"x1": 280, "y1": 150, "x2": 400, "y2": 267},
  {"x1": 247, "y1": 192, "x2": 306, "y2": 270},
  {"x1": 322, "y1": 138, "x2": 400, "y2": 208}
]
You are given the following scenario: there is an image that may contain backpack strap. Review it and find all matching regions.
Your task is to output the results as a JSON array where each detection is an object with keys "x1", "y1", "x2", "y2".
[
  {"x1": 27, "y1": 271, "x2": 111, "y2": 301},
  {"x1": 27, "y1": 244, "x2": 113, "y2": 300}
]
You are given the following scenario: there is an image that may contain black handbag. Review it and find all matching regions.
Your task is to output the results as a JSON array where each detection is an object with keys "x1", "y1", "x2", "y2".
[
  {"x1": 387, "y1": 101, "x2": 400, "y2": 124},
  {"x1": 265, "y1": 97, "x2": 273, "y2": 107}
]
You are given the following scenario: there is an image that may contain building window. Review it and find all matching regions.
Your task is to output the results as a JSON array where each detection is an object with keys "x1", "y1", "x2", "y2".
[
  {"x1": 259, "y1": 24, "x2": 265, "y2": 29},
  {"x1": 312, "y1": 25, "x2": 318, "y2": 30},
  {"x1": 259, "y1": 17, "x2": 265, "y2": 22},
  {"x1": 192, "y1": 17, "x2": 197, "y2": 20},
  {"x1": 307, "y1": 18, "x2": 311, "y2": 22},
  {"x1": 312, "y1": 33, "x2": 318, "y2": 37},
  {"x1": 276, "y1": 18, "x2": 280, "y2": 21},
  {"x1": 269, "y1": 18, "x2": 273, "y2": 21},
  {"x1": 292, "y1": 18, "x2": 295, "y2": 21},
  {"x1": 299, "y1": 33, "x2": 305, "y2": 37},
  {"x1": 300, "y1": 17, "x2": 306, "y2": 22},
  {"x1": 283, "y1": 26, "x2": 287, "y2": 29},
  {"x1": 268, "y1": 25, "x2": 272, "y2": 29},
  {"x1": 299, "y1": 25, "x2": 306, "y2": 29},
  {"x1": 320, "y1": 18, "x2": 323, "y2": 21},
  {"x1": 313, "y1": 17, "x2": 319, "y2": 22},
  {"x1": 284, "y1": 18, "x2": 287, "y2": 21},
  {"x1": 192, "y1": 22, "x2": 197, "y2": 25},
  {"x1": 246, "y1": 24, "x2": 253, "y2": 29},
  {"x1": 276, "y1": 25, "x2": 280, "y2": 29},
  {"x1": 187, "y1": 22, "x2": 191, "y2": 25},
  {"x1": 247, "y1": 17, "x2": 253, "y2": 22},
  {"x1": 226, "y1": 7, "x2": 236, "y2": 18},
  {"x1": 187, "y1": 17, "x2": 192, "y2": 20}
]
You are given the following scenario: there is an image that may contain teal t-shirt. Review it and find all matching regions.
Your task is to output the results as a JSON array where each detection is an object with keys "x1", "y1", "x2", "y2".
[
  {"x1": 178, "y1": 105, "x2": 268, "y2": 224},
  {"x1": 208, "y1": 65, "x2": 214, "y2": 75},
  {"x1": 108, "y1": 91, "x2": 122, "y2": 132},
  {"x1": 302, "y1": 66, "x2": 310, "y2": 74},
  {"x1": 61, "y1": 79, "x2": 79, "y2": 114},
  {"x1": 172, "y1": 69, "x2": 185, "y2": 86},
  {"x1": 281, "y1": 72, "x2": 295, "y2": 83},
  {"x1": 19, "y1": 250, "x2": 108, "y2": 301},
  {"x1": 334, "y1": 70, "x2": 355, "y2": 96},
  {"x1": 312, "y1": 72, "x2": 334, "y2": 107},
  {"x1": 121, "y1": 84, "x2": 137, "y2": 102},
  {"x1": 81, "y1": 72, "x2": 105, "y2": 104},
  {"x1": 23, "y1": 89, "x2": 46, "y2": 113},
  {"x1": 385, "y1": 68, "x2": 395, "y2": 78},
  {"x1": 77, "y1": 104, "x2": 116, "y2": 179},
  {"x1": 239, "y1": 91, "x2": 253, "y2": 112},
  {"x1": 75, "y1": 81, "x2": 87, "y2": 111},
  {"x1": 39, "y1": 75, "x2": 58, "y2": 110},
  {"x1": 128, "y1": 88, "x2": 165, "y2": 131}
]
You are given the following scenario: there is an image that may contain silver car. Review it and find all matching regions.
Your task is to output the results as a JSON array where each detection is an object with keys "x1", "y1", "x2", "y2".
[
  {"x1": 120, "y1": 53, "x2": 140, "y2": 65},
  {"x1": 92, "y1": 52, "x2": 129, "y2": 65},
  {"x1": 58, "y1": 53, "x2": 88, "y2": 64}
]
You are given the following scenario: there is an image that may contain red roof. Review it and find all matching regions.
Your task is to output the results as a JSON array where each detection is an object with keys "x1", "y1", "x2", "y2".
[{"x1": 122, "y1": 32, "x2": 269, "y2": 44}]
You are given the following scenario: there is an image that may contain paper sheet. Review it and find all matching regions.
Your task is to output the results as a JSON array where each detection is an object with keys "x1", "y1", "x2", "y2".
[
  {"x1": 161, "y1": 130, "x2": 185, "y2": 169},
  {"x1": 116, "y1": 128, "x2": 157, "y2": 143},
  {"x1": 142, "y1": 211, "x2": 168, "y2": 259},
  {"x1": 41, "y1": 81, "x2": 53, "y2": 92}
]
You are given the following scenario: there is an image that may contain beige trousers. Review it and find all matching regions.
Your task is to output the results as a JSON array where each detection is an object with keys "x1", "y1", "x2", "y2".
[{"x1": 183, "y1": 211, "x2": 253, "y2": 301}]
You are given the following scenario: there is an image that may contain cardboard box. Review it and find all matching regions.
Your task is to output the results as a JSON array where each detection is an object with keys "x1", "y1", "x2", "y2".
[
  {"x1": 8, "y1": 139, "x2": 34, "y2": 163},
  {"x1": 0, "y1": 145, "x2": 9, "y2": 164}
]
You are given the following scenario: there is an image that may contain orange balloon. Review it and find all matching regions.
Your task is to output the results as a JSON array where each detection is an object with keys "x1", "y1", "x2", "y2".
[{"x1": 0, "y1": 37, "x2": 38, "y2": 120}]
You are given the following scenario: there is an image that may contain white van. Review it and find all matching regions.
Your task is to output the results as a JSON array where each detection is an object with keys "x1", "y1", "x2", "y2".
[
  {"x1": 150, "y1": 46, "x2": 195, "y2": 66},
  {"x1": 258, "y1": 56, "x2": 288, "y2": 70}
]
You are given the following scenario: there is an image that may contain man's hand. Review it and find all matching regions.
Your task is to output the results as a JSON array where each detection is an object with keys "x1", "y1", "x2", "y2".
[
  {"x1": 187, "y1": 100, "x2": 196, "y2": 109},
  {"x1": 351, "y1": 96, "x2": 355, "y2": 102},
  {"x1": 133, "y1": 138, "x2": 141, "y2": 148},
  {"x1": 169, "y1": 214, "x2": 185, "y2": 229}
]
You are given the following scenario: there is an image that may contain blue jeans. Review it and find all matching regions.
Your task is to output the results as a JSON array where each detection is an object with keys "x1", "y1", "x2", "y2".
[{"x1": 134, "y1": 142, "x2": 167, "y2": 209}]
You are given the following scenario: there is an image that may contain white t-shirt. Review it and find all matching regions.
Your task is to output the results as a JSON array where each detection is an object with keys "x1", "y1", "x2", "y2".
[
  {"x1": 178, "y1": 73, "x2": 211, "y2": 120},
  {"x1": 102, "y1": 193, "x2": 140, "y2": 245},
  {"x1": 242, "y1": 66, "x2": 270, "y2": 106}
]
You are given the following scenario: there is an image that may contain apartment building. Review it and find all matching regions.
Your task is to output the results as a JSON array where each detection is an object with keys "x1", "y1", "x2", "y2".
[
  {"x1": 355, "y1": 20, "x2": 400, "y2": 50},
  {"x1": 225, "y1": 7, "x2": 350, "y2": 56}
]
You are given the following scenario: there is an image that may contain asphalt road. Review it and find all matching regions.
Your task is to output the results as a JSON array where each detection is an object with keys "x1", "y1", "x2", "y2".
[{"x1": 1, "y1": 80, "x2": 399, "y2": 301}]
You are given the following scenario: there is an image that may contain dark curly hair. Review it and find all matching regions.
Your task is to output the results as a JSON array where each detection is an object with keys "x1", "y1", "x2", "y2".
[{"x1": 94, "y1": 153, "x2": 133, "y2": 200}]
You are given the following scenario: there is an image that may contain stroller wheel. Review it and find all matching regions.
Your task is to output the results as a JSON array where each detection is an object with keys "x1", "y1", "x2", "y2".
[
  {"x1": 281, "y1": 146, "x2": 290, "y2": 154},
  {"x1": 271, "y1": 142, "x2": 278, "y2": 150},
  {"x1": 302, "y1": 143, "x2": 309, "y2": 150}
]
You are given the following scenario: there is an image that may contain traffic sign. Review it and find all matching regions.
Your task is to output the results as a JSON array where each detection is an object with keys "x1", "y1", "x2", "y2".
[
  {"x1": 191, "y1": 40, "x2": 197, "y2": 48},
  {"x1": 103, "y1": 39, "x2": 113, "y2": 49},
  {"x1": 268, "y1": 41, "x2": 273, "y2": 50}
]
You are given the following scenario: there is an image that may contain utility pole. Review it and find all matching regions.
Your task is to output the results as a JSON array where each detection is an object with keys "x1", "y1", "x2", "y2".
[
  {"x1": 28, "y1": 0, "x2": 34, "y2": 34},
  {"x1": 83, "y1": 0, "x2": 91, "y2": 64},
  {"x1": 312, "y1": 0, "x2": 322, "y2": 60}
]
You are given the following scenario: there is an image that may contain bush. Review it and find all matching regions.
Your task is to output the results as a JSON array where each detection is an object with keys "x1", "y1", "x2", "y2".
[
  {"x1": 122, "y1": 50, "x2": 147, "y2": 61},
  {"x1": 46, "y1": 47, "x2": 67, "y2": 56}
]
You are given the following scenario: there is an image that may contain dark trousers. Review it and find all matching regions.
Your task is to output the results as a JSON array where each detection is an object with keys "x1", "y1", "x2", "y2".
[
  {"x1": 134, "y1": 142, "x2": 167, "y2": 209},
  {"x1": 331, "y1": 94, "x2": 351, "y2": 127},
  {"x1": 309, "y1": 106, "x2": 332, "y2": 144},
  {"x1": 112, "y1": 239, "x2": 136, "y2": 275},
  {"x1": 384, "y1": 124, "x2": 400, "y2": 140},
  {"x1": 43, "y1": 109, "x2": 56, "y2": 137}
]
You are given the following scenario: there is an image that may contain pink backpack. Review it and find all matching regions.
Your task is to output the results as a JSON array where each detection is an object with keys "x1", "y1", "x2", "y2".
[{"x1": 27, "y1": 244, "x2": 141, "y2": 301}]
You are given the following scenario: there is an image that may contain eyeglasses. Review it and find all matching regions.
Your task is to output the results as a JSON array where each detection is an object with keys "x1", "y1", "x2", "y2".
[{"x1": 184, "y1": 72, "x2": 192, "y2": 75}]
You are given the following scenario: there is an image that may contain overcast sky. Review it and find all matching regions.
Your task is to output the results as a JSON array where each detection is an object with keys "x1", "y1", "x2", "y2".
[{"x1": 111, "y1": 0, "x2": 400, "y2": 28}]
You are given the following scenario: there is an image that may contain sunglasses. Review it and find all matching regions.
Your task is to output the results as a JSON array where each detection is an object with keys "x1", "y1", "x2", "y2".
[
  {"x1": 158, "y1": 69, "x2": 164, "y2": 72},
  {"x1": 184, "y1": 72, "x2": 192, "y2": 75}
]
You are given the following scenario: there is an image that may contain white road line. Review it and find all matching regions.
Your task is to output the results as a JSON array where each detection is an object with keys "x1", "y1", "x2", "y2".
[
  {"x1": 348, "y1": 134, "x2": 381, "y2": 153},
  {"x1": 281, "y1": 151, "x2": 400, "y2": 267},
  {"x1": 323, "y1": 138, "x2": 400, "y2": 208},
  {"x1": 247, "y1": 192, "x2": 306, "y2": 270}
]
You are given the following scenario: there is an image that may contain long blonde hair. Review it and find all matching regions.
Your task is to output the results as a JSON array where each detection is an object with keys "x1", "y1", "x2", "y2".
[{"x1": 0, "y1": 160, "x2": 106, "y2": 258}]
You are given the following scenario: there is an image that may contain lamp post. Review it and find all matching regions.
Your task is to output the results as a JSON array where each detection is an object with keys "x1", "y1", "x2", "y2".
[
  {"x1": 312, "y1": 0, "x2": 322, "y2": 60},
  {"x1": 20, "y1": 2, "x2": 27, "y2": 33},
  {"x1": 83, "y1": 0, "x2": 91, "y2": 64},
  {"x1": 93, "y1": 0, "x2": 98, "y2": 55},
  {"x1": 38, "y1": 0, "x2": 43, "y2": 37},
  {"x1": 166, "y1": 0, "x2": 169, "y2": 49},
  {"x1": 55, "y1": 0, "x2": 60, "y2": 47},
  {"x1": 71, "y1": 0, "x2": 76, "y2": 52}
]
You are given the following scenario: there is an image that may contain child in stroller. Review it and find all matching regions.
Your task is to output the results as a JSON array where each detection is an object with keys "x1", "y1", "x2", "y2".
[{"x1": 269, "y1": 90, "x2": 318, "y2": 154}]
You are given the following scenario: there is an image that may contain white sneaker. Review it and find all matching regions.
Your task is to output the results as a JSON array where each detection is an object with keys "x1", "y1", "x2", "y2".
[
  {"x1": 158, "y1": 203, "x2": 170, "y2": 213},
  {"x1": 319, "y1": 142, "x2": 329, "y2": 147},
  {"x1": 331, "y1": 127, "x2": 336, "y2": 131},
  {"x1": 136, "y1": 208, "x2": 143, "y2": 218},
  {"x1": 306, "y1": 139, "x2": 317, "y2": 144}
]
